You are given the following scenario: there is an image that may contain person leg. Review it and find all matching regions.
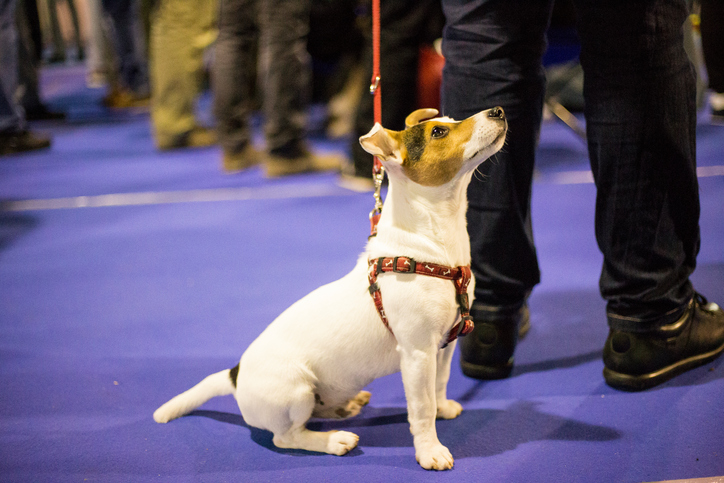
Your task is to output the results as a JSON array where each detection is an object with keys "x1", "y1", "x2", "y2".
[
  {"x1": 0, "y1": 0, "x2": 24, "y2": 133},
  {"x1": 0, "y1": 0, "x2": 50, "y2": 154},
  {"x1": 441, "y1": 0, "x2": 553, "y2": 378},
  {"x1": 212, "y1": 0, "x2": 260, "y2": 171},
  {"x1": 257, "y1": 0, "x2": 310, "y2": 155},
  {"x1": 102, "y1": 0, "x2": 148, "y2": 96},
  {"x1": 574, "y1": 0, "x2": 724, "y2": 390},
  {"x1": 700, "y1": 0, "x2": 724, "y2": 119},
  {"x1": 149, "y1": 0, "x2": 217, "y2": 149},
  {"x1": 64, "y1": 0, "x2": 83, "y2": 58},
  {"x1": 256, "y1": 0, "x2": 341, "y2": 176},
  {"x1": 81, "y1": 0, "x2": 106, "y2": 85},
  {"x1": 348, "y1": 0, "x2": 442, "y2": 182},
  {"x1": 44, "y1": 0, "x2": 65, "y2": 62}
]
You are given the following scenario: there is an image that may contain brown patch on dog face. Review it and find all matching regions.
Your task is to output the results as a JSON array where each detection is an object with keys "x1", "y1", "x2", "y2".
[{"x1": 399, "y1": 119, "x2": 475, "y2": 186}]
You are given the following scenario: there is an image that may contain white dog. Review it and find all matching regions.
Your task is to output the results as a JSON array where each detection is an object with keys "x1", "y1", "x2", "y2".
[{"x1": 154, "y1": 107, "x2": 507, "y2": 470}]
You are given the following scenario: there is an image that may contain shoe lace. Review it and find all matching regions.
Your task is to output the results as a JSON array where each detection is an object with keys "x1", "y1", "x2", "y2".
[
  {"x1": 694, "y1": 292, "x2": 708, "y2": 306},
  {"x1": 694, "y1": 292, "x2": 721, "y2": 314}
]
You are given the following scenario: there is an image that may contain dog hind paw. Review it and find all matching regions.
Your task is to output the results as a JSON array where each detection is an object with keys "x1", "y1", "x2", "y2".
[
  {"x1": 330, "y1": 391, "x2": 372, "y2": 419},
  {"x1": 353, "y1": 390, "x2": 371, "y2": 406},
  {"x1": 345, "y1": 390, "x2": 371, "y2": 417},
  {"x1": 436, "y1": 399, "x2": 463, "y2": 420},
  {"x1": 327, "y1": 430, "x2": 359, "y2": 455}
]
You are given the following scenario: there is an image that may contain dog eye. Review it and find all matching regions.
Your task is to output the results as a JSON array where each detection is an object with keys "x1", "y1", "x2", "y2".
[{"x1": 431, "y1": 126, "x2": 448, "y2": 139}]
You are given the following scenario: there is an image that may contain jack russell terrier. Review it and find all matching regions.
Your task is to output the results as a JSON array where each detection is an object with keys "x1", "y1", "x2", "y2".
[{"x1": 153, "y1": 106, "x2": 508, "y2": 470}]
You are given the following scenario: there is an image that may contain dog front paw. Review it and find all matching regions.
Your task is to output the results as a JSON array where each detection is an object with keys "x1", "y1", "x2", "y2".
[
  {"x1": 416, "y1": 443, "x2": 454, "y2": 470},
  {"x1": 327, "y1": 430, "x2": 359, "y2": 455},
  {"x1": 436, "y1": 399, "x2": 463, "y2": 420}
]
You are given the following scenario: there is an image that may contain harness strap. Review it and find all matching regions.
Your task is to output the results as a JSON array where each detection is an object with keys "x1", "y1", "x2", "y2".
[{"x1": 368, "y1": 257, "x2": 474, "y2": 348}]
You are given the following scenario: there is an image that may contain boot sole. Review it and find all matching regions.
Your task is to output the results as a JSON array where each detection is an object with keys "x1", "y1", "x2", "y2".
[
  {"x1": 460, "y1": 359, "x2": 513, "y2": 380},
  {"x1": 603, "y1": 341, "x2": 724, "y2": 391}
]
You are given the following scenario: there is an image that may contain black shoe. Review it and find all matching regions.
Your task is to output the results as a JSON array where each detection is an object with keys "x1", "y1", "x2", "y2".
[
  {"x1": 25, "y1": 105, "x2": 66, "y2": 121},
  {"x1": 0, "y1": 130, "x2": 51, "y2": 156},
  {"x1": 603, "y1": 293, "x2": 724, "y2": 391},
  {"x1": 459, "y1": 303, "x2": 530, "y2": 379}
]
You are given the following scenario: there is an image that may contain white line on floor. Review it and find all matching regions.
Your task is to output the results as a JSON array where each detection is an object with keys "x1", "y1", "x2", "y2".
[
  {"x1": 2, "y1": 165, "x2": 721, "y2": 212},
  {"x1": 2, "y1": 183, "x2": 355, "y2": 212}
]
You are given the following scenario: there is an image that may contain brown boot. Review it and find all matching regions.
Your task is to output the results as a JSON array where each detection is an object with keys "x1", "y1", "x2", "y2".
[
  {"x1": 157, "y1": 126, "x2": 217, "y2": 151},
  {"x1": 222, "y1": 144, "x2": 262, "y2": 173},
  {"x1": 264, "y1": 148, "x2": 343, "y2": 178}
]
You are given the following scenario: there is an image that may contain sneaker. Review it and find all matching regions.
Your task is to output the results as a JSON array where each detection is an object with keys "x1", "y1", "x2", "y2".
[
  {"x1": 459, "y1": 303, "x2": 530, "y2": 379},
  {"x1": 222, "y1": 144, "x2": 261, "y2": 173},
  {"x1": 157, "y1": 126, "x2": 217, "y2": 151},
  {"x1": 603, "y1": 293, "x2": 724, "y2": 391},
  {"x1": 0, "y1": 130, "x2": 51, "y2": 156},
  {"x1": 264, "y1": 147, "x2": 342, "y2": 178}
]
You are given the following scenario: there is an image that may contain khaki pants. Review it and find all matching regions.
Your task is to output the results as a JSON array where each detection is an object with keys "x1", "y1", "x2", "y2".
[{"x1": 149, "y1": 0, "x2": 216, "y2": 146}]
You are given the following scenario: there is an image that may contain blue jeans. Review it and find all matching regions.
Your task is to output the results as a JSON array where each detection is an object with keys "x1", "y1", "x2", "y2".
[
  {"x1": 442, "y1": 0, "x2": 699, "y2": 331},
  {"x1": 102, "y1": 0, "x2": 148, "y2": 94}
]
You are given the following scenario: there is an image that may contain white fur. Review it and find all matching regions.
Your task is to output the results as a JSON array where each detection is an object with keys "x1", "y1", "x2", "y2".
[{"x1": 153, "y1": 108, "x2": 507, "y2": 471}]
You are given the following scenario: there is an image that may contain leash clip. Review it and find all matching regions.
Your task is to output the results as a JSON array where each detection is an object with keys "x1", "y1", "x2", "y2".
[{"x1": 369, "y1": 75, "x2": 381, "y2": 95}]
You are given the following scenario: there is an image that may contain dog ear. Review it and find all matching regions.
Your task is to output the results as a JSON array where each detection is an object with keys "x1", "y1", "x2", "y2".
[
  {"x1": 359, "y1": 123, "x2": 401, "y2": 163},
  {"x1": 405, "y1": 108, "x2": 439, "y2": 128}
]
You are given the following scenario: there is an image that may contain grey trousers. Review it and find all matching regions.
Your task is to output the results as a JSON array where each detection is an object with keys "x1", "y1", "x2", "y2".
[
  {"x1": 0, "y1": 0, "x2": 23, "y2": 133},
  {"x1": 213, "y1": 0, "x2": 311, "y2": 155}
]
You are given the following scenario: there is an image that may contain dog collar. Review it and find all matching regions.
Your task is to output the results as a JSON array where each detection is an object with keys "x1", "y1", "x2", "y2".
[{"x1": 367, "y1": 256, "x2": 474, "y2": 348}]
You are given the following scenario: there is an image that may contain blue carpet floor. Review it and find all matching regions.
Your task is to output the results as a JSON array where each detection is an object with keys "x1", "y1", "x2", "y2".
[{"x1": 1, "y1": 65, "x2": 723, "y2": 482}]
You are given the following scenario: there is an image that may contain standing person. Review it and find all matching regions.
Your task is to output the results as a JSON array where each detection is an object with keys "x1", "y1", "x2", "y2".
[
  {"x1": 441, "y1": 0, "x2": 724, "y2": 390},
  {"x1": 1, "y1": 0, "x2": 51, "y2": 155},
  {"x1": 101, "y1": 0, "x2": 150, "y2": 106},
  {"x1": 700, "y1": 0, "x2": 724, "y2": 121},
  {"x1": 212, "y1": 0, "x2": 342, "y2": 176},
  {"x1": 149, "y1": 0, "x2": 217, "y2": 150},
  {"x1": 17, "y1": 0, "x2": 65, "y2": 120}
]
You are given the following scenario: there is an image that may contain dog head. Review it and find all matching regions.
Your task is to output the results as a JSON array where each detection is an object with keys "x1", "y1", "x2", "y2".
[{"x1": 359, "y1": 107, "x2": 507, "y2": 187}]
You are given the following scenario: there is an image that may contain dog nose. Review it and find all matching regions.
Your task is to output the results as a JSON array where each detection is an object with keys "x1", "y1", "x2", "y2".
[{"x1": 488, "y1": 107, "x2": 505, "y2": 120}]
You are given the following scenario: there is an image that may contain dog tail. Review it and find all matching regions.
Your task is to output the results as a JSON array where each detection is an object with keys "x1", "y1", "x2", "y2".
[{"x1": 153, "y1": 364, "x2": 239, "y2": 423}]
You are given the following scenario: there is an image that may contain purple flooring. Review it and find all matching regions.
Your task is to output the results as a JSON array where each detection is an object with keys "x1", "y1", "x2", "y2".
[{"x1": 1, "y1": 65, "x2": 723, "y2": 482}]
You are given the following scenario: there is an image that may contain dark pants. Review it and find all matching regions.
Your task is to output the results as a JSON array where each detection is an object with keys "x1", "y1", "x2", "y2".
[
  {"x1": 701, "y1": 0, "x2": 724, "y2": 93},
  {"x1": 0, "y1": 0, "x2": 23, "y2": 133},
  {"x1": 213, "y1": 0, "x2": 311, "y2": 155},
  {"x1": 442, "y1": 0, "x2": 699, "y2": 331},
  {"x1": 102, "y1": 0, "x2": 148, "y2": 94}
]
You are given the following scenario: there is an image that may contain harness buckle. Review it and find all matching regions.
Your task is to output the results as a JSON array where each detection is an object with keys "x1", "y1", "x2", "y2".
[
  {"x1": 392, "y1": 256, "x2": 416, "y2": 273},
  {"x1": 456, "y1": 292, "x2": 470, "y2": 311}
]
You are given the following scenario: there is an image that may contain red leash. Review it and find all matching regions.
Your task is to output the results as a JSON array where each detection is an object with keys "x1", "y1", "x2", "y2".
[{"x1": 364, "y1": 4, "x2": 474, "y2": 346}]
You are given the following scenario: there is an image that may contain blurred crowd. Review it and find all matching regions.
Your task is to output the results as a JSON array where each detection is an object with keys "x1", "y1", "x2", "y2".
[{"x1": 1, "y1": 0, "x2": 722, "y2": 185}]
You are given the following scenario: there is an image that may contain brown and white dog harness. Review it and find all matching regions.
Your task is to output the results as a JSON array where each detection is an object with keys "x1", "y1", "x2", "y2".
[{"x1": 367, "y1": 256, "x2": 474, "y2": 348}]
